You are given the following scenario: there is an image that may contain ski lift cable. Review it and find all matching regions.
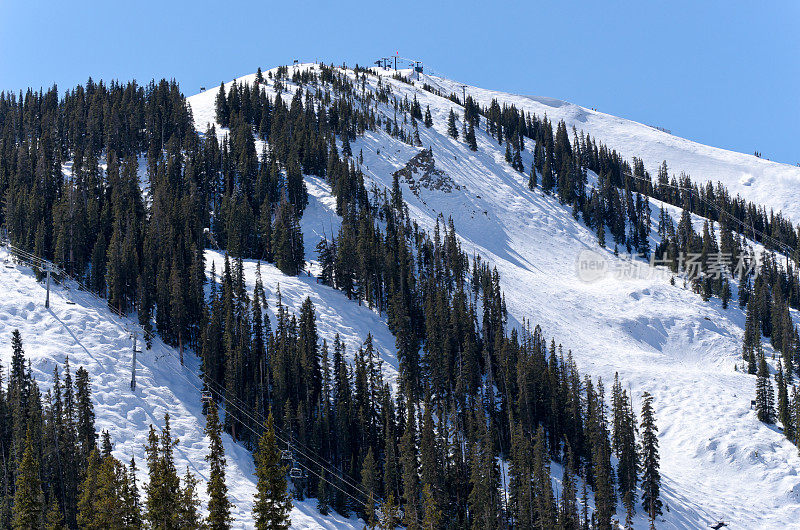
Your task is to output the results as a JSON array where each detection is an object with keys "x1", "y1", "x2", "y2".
[
  {"x1": 620, "y1": 170, "x2": 782, "y2": 250},
  {"x1": 203, "y1": 268, "x2": 378, "y2": 498},
  {"x1": 188, "y1": 365, "x2": 419, "y2": 527},
  {"x1": 0, "y1": 241, "x2": 378, "y2": 513},
  {"x1": 202, "y1": 265, "x2": 406, "y2": 506},
  {"x1": 5, "y1": 242, "x2": 135, "y2": 322},
  {"x1": 159, "y1": 343, "x2": 379, "y2": 509},
  {"x1": 161, "y1": 359, "x2": 386, "y2": 517},
  {"x1": 197, "y1": 369, "x2": 384, "y2": 511},
  {"x1": 175, "y1": 371, "x2": 368, "y2": 511},
  {"x1": 620, "y1": 170, "x2": 796, "y2": 257},
  {"x1": 0, "y1": 243, "x2": 374, "y2": 512},
  {"x1": 188, "y1": 364, "x2": 383, "y2": 511}
]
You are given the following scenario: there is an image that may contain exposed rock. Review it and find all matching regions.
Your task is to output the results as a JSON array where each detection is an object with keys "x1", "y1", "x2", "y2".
[{"x1": 393, "y1": 148, "x2": 462, "y2": 197}]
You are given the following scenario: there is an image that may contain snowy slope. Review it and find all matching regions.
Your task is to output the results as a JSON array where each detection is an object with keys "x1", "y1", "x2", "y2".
[
  {"x1": 3, "y1": 61, "x2": 796, "y2": 529},
  {"x1": 0, "y1": 247, "x2": 374, "y2": 529},
  {"x1": 185, "y1": 64, "x2": 800, "y2": 528},
  {"x1": 424, "y1": 72, "x2": 800, "y2": 225}
]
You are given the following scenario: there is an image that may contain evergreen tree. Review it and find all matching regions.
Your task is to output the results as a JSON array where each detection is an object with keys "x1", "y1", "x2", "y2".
[
  {"x1": 466, "y1": 122, "x2": 477, "y2": 151},
  {"x1": 421, "y1": 484, "x2": 442, "y2": 530},
  {"x1": 447, "y1": 109, "x2": 459, "y2": 139},
  {"x1": 12, "y1": 427, "x2": 44, "y2": 529},
  {"x1": 272, "y1": 197, "x2": 305, "y2": 275},
  {"x1": 778, "y1": 362, "x2": 791, "y2": 433},
  {"x1": 178, "y1": 468, "x2": 203, "y2": 529},
  {"x1": 379, "y1": 494, "x2": 400, "y2": 530},
  {"x1": 145, "y1": 416, "x2": 182, "y2": 530},
  {"x1": 640, "y1": 392, "x2": 662, "y2": 520},
  {"x1": 253, "y1": 412, "x2": 291, "y2": 530},
  {"x1": 75, "y1": 366, "x2": 96, "y2": 466},
  {"x1": 612, "y1": 374, "x2": 638, "y2": 504},
  {"x1": 124, "y1": 458, "x2": 143, "y2": 529},
  {"x1": 399, "y1": 403, "x2": 420, "y2": 529},
  {"x1": 78, "y1": 449, "x2": 133, "y2": 529},
  {"x1": 215, "y1": 82, "x2": 230, "y2": 127},
  {"x1": 756, "y1": 355, "x2": 776, "y2": 423},
  {"x1": 205, "y1": 401, "x2": 232, "y2": 529},
  {"x1": 44, "y1": 499, "x2": 66, "y2": 530},
  {"x1": 721, "y1": 278, "x2": 732, "y2": 309}
]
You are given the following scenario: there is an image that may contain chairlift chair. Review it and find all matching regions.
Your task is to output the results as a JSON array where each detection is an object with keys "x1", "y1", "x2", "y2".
[
  {"x1": 289, "y1": 466, "x2": 304, "y2": 479},
  {"x1": 280, "y1": 449, "x2": 292, "y2": 461},
  {"x1": 201, "y1": 391, "x2": 213, "y2": 403}
]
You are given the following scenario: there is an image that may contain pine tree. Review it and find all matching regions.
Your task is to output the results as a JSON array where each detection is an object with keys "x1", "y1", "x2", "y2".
[
  {"x1": 379, "y1": 494, "x2": 400, "y2": 530},
  {"x1": 640, "y1": 392, "x2": 662, "y2": 520},
  {"x1": 466, "y1": 122, "x2": 477, "y2": 151},
  {"x1": 467, "y1": 412, "x2": 498, "y2": 530},
  {"x1": 253, "y1": 412, "x2": 291, "y2": 530},
  {"x1": 532, "y1": 426, "x2": 556, "y2": 528},
  {"x1": 205, "y1": 401, "x2": 232, "y2": 529},
  {"x1": 124, "y1": 458, "x2": 143, "y2": 529},
  {"x1": 508, "y1": 423, "x2": 533, "y2": 528},
  {"x1": 792, "y1": 386, "x2": 800, "y2": 448},
  {"x1": 76, "y1": 449, "x2": 102, "y2": 529},
  {"x1": 12, "y1": 427, "x2": 44, "y2": 529},
  {"x1": 528, "y1": 163, "x2": 538, "y2": 189},
  {"x1": 421, "y1": 483, "x2": 442, "y2": 530},
  {"x1": 778, "y1": 362, "x2": 791, "y2": 433},
  {"x1": 78, "y1": 449, "x2": 133, "y2": 529},
  {"x1": 721, "y1": 278, "x2": 732, "y2": 309},
  {"x1": 756, "y1": 355, "x2": 776, "y2": 423},
  {"x1": 559, "y1": 446, "x2": 579, "y2": 530},
  {"x1": 364, "y1": 491, "x2": 378, "y2": 530},
  {"x1": 145, "y1": 416, "x2": 182, "y2": 530},
  {"x1": 215, "y1": 82, "x2": 230, "y2": 127},
  {"x1": 424, "y1": 106, "x2": 433, "y2": 128},
  {"x1": 44, "y1": 498, "x2": 66, "y2": 530},
  {"x1": 272, "y1": 197, "x2": 305, "y2": 275},
  {"x1": 447, "y1": 109, "x2": 459, "y2": 139},
  {"x1": 75, "y1": 366, "x2": 96, "y2": 466},
  {"x1": 178, "y1": 468, "x2": 203, "y2": 529},
  {"x1": 360, "y1": 447, "x2": 379, "y2": 517},
  {"x1": 399, "y1": 403, "x2": 420, "y2": 528},
  {"x1": 612, "y1": 374, "x2": 638, "y2": 504}
]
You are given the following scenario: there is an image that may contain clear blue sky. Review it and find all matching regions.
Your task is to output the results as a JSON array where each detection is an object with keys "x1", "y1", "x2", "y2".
[{"x1": 1, "y1": 1, "x2": 797, "y2": 164}]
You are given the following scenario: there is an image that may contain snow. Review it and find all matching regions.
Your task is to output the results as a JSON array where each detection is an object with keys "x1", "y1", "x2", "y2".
[
  {"x1": 3, "y1": 62, "x2": 799, "y2": 528},
  {"x1": 0, "y1": 247, "x2": 365, "y2": 529},
  {"x1": 204, "y1": 250, "x2": 400, "y2": 390},
  {"x1": 196, "y1": 64, "x2": 798, "y2": 528},
  {"x1": 423, "y1": 71, "x2": 800, "y2": 225}
]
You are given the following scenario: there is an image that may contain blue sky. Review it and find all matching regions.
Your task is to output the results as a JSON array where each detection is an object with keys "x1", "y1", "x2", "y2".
[{"x1": 1, "y1": 1, "x2": 797, "y2": 164}]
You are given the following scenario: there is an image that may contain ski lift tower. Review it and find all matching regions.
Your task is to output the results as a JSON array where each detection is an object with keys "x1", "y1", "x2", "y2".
[
  {"x1": 43, "y1": 262, "x2": 55, "y2": 309},
  {"x1": 130, "y1": 328, "x2": 142, "y2": 391}
]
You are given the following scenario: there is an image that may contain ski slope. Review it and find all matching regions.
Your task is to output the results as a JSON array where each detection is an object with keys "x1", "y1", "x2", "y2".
[
  {"x1": 424, "y1": 72, "x2": 800, "y2": 225},
  {"x1": 188, "y1": 64, "x2": 800, "y2": 528},
  {"x1": 0, "y1": 246, "x2": 375, "y2": 529},
  {"x1": 2, "y1": 62, "x2": 798, "y2": 528},
  {"x1": 344, "y1": 67, "x2": 800, "y2": 529}
]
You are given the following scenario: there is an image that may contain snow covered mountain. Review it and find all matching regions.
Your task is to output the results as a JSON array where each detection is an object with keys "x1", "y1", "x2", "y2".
[
  {"x1": 188, "y1": 64, "x2": 800, "y2": 528},
  {"x1": 2, "y1": 62, "x2": 798, "y2": 528}
]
